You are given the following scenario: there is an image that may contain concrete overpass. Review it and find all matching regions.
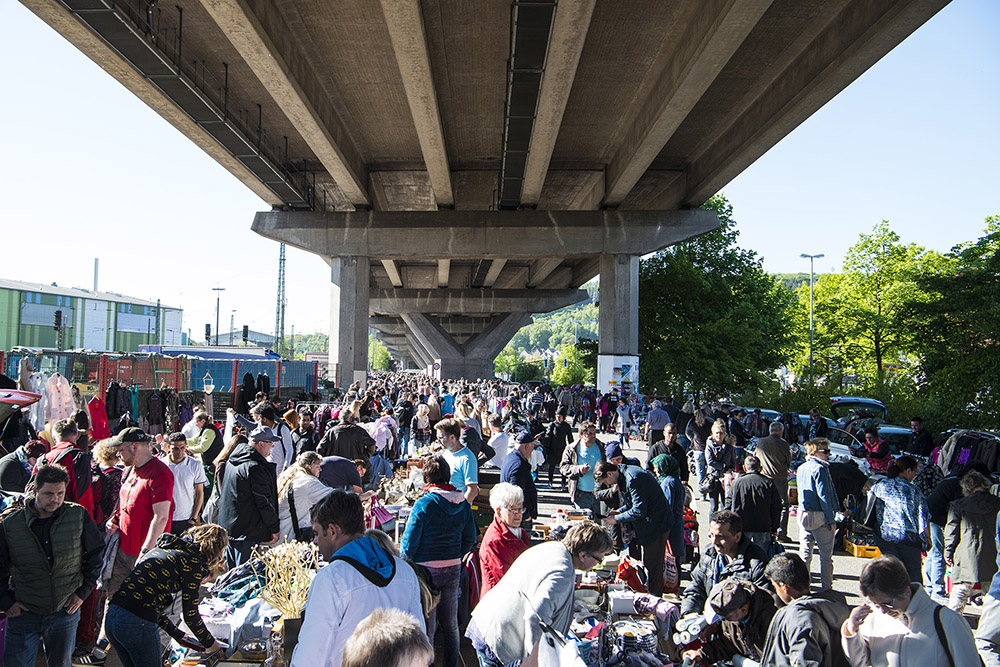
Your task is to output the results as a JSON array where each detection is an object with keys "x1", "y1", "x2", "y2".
[{"x1": 21, "y1": 0, "x2": 951, "y2": 386}]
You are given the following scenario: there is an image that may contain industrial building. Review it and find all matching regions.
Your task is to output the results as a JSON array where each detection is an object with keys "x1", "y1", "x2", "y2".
[{"x1": 0, "y1": 278, "x2": 184, "y2": 353}]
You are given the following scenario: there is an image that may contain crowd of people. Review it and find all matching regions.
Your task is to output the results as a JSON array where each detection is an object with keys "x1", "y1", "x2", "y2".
[{"x1": 0, "y1": 371, "x2": 999, "y2": 667}]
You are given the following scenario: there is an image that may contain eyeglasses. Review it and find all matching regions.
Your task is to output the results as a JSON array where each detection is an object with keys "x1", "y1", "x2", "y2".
[
  {"x1": 587, "y1": 552, "x2": 604, "y2": 563},
  {"x1": 504, "y1": 505, "x2": 526, "y2": 514},
  {"x1": 865, "y1": 595, "x2": 901, "y2": 613},
  {"x1": 816, "y1": 449, "x2": 830, "y2": 454}
]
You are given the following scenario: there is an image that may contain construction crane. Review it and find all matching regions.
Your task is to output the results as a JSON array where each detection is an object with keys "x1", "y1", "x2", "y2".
[{"x1": 275, "y1": 243, "x2": 286, "y2": 356}]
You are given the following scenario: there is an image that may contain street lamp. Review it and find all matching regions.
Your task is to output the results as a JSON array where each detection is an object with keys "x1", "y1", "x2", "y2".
[
  {"x1": 212, "y1": 287, "x2": 225, "y2": 346},
  {"x1": 800, "y1": 254, "x2": 824, "y2": 380}
]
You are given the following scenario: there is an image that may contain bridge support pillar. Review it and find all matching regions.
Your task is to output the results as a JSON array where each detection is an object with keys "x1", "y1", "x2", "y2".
[
  {"x1": 597, "y1": 253, "x2": 640, "y2": 393},
  {"x1": 328, "y1": 255, "x2": 370, "y2": 390}
]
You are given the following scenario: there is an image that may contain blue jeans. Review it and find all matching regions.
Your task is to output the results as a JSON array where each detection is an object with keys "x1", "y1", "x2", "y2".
[
  {"x1": 925, "y1": 522, "x2": 946, "y2": 596},
  {"x1": 694, "y1": 451, "x2": 707, "y2": 495},
  {"x1": 3, "y1": 607, "x2": 80, "y2": 667},
  {"x1": 226, "y1": 537, "x2": 259, "y2": 569},
  {"x1": 476, "y1": 647, "x2": 522, "y2": 667},
  {"x1": 427, "y1": 564, "x2": 462, "y2": 667},
  {"x1": 105, "y1": 604, "x2": 162, "y2": 667},
  {"x1": 573, "y1": 489, "x2": 597, "y2": 515}
]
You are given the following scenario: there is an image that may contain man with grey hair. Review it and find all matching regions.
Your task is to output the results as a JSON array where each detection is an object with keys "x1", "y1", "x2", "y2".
[
  {"x1": 753, "y1": 421, "x2": 792, "y2": 540},
  {"x1": 645, "y1": 401, "x2": 670, "y2": 446}
]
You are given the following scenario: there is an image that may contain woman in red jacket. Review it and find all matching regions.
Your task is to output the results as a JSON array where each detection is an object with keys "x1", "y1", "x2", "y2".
[{"x1": 479, "y1": 482, "x2": 531, "y2": 598}]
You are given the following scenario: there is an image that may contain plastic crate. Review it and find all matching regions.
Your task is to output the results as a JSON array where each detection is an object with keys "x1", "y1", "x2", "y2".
[{"x1": 845, "y1": 537, "x2": 881, "y2": 558}]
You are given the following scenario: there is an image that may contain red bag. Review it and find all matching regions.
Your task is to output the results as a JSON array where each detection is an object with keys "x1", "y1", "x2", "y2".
[
  {"x1": 615, "y1": 556, "x2": 649, "y2": 593},
  {"x1": 663, "y1": 540, "x2": 679, "y2": 594}
]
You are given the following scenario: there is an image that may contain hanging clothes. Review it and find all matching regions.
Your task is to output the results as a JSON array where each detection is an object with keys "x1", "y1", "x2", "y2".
[
  {"x1": 178, "y1": 399, "x2": 194, "y2": 427},
  {"x1": 164, "y1": 388, "x2": 178, "y2": 433},
  {"x1": 45, "y1": 373, "x2": 75, "y2": 423},
  {"x1": 129, "y1": 386, "x2": 139, "y2": 420},
  {"x1": 234, "y1": 373, "x2": 254, "y2": 414},
  {"x1": 203, "y1": 393, "x2": 214, "y2": 422},
  {"x1": 28, "y1": 372, "x2": 47, "y2": 432},
  {"x1": 256, "y1": 373, "x2": 270, "y2": 398},
  {"x1": 88, "y1": 396, "x2": 111, "y2": 440}
]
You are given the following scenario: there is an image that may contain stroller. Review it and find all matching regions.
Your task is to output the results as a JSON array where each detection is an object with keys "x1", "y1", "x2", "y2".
[{"x1": 681, "y1": 483, "x2": 700, "y2": 567}]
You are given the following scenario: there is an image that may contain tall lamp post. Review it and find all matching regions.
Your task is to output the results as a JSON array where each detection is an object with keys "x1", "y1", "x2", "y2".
[
  {"x1": 800, "y1": 254, "x2": 824, "y2": 380},
  {"x1": 212, "y1": 287, "x2": 225, "y2": 346}
]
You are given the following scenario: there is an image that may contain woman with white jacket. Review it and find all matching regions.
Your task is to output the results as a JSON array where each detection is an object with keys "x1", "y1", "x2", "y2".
[{"x1": 277, "y1": 452, "x2": 332, "y2": 542}]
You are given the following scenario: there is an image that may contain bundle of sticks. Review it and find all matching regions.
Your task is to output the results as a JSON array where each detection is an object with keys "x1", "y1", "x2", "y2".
[{"x1": 253, "y1": 541, "x2": 322, "y2": 619}]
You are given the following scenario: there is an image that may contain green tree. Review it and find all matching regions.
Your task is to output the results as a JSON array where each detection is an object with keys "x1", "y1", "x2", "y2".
[
  {"x1": 907, "y1": 216, "x2": 1000, "y2": 426},
  {"x1": 551, "y1": 343, "x2": 590, "y2": 385},
  {"x1": 638, "y1": 194, "x2": 797, "y2": 397},
  {"x1": 807, "y1": 220, "x2": 946, "y2": 382},
  {"x1": 368, "y1": 334, "x2": 391, "y2": 371},
  {"x1": 494, "y1": 344, "x2": 519, "y2": 379}
]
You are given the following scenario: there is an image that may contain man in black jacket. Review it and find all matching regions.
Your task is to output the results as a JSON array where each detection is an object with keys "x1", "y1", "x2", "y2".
[
  {"x1": 681, "y1": 510, "x2": 769, "y2": 617},
  {"x1": 291, "y1": 410, "x2": 320, "y2": 457},
  {"x1": 217, "y1": 426, "x2": 280, "y2": 568},
  {"x1": 543, "y1": 408, "x2": 573, "y2": 490},
  {"x1": 318, "y1": 411, "x2": 376, "y2": 462},
  {"x1": 726, "y1": 455, "x2": 781, "y2": 553}
]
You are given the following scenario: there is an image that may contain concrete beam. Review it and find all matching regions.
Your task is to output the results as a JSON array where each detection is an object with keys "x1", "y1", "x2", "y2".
[
  {"x1": 379, "y1": 0, "x2": 454, "y2": 207},
  {"x1": 527, "y1": 258, "x2": 564, "y2": 288},
  {"x1": 603, "y1": 0, "x2": 774, "y2": 206},
  {"x1": 437, "y1": 259, "x2": 451, "y2": 288},
  {"x1": 464, "y1": 313, "x2": 533, "y2": 359},
  {"x1": 381, "y1": 259, "x2": 404, "y2": 288},
  {"x1": 370, "y1": 288, "x2": 589, "y2": 314},
  {"x1": 400, "y1": 313, "x2": 464, "y2": 358},
  {"x1": 483, "y1": 260, "x2": 507, "y2": 287},
  {"x1": 252, "y1": 209, "x2": 719, "y2": 258},
  {"x1": 681, "y1": 0, "x2": 951, "y2": 208},
  {"x1": 520, "y1": 0, "x2": 597, "y2": 205},
  {"x1": 20, "y1": 0, "x2": 283, "y2": 208},
  {"x1": 197, "y1": 0, "x2": 369, "y2": 206}
]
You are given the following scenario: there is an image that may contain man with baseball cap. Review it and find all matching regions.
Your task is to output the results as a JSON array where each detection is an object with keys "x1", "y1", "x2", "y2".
[
  {"x1": 86, "y1": 427, "x2": 174, "y2": 665},
  {"x1": 216, "y1": 426, "x2": 280, "y2": 567},
  {"x1": 501, "y1": 431, "x2": 538, "y2": 523},
  {"x1": 682, "y1": 579, "x2": 775, "y2": 666}
]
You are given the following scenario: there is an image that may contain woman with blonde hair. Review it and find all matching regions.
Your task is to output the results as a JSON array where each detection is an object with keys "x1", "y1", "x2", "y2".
[
  {"x1": 277, "y1": 451, "x2": 332, "y2": 542},
  {"x1": 410, "y1": 403, "x2": 432, "y2": 455},
  {"x1": 105, "y1": 524, "x2": 229, "y2": 665}
]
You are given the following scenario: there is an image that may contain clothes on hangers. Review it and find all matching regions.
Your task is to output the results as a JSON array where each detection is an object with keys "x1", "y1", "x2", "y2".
[
  {"x1": 89, "y1": 396, "x2": 111, "y2": 440},
  {"x1": 28, "y1": 372, "x2": 47, "y2": 432},
  {"x1": 45, "y1": 373, "x2": 74, "y2": 422},
  {"x1": 17, "y1": 357, "x2": 33, "y2": 392}
]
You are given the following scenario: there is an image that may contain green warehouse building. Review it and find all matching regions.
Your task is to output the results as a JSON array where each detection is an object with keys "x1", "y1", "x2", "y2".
[{"x1": 0, "y1": 278, "x2": 184, "y2": 353}]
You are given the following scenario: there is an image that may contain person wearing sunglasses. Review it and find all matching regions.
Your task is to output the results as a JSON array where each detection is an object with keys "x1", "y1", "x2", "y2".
[
  {"x1": 843, "y1": 555, "x2": 978, "y2": 666},
  {"x1": 796, "y1": 438, "x2": 839, "y2": 591}
]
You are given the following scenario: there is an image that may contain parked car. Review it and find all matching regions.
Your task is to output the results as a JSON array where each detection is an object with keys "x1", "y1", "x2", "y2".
[
  {"x1": 0, "y1": 389, "x2": 41, "y2": 457},
  {"x1": 829, "y1": 396, "x2": 888, "y2": 423}
]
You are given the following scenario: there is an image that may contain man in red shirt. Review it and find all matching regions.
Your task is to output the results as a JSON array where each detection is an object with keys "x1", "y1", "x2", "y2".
[{"x1": 82, "y1": 427, "x2": 173, "y2": 666}]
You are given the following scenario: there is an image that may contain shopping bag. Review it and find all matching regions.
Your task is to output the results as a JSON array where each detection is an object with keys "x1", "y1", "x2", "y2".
[
  {"x1": 364, "y1": 497, "x2": 395, "y2": 529},
  {"x1": 663, "y1": 540, "x2": 680, "y2": 594},
  {"x1": 615, "y1": 556, "x2": 649, "y2": 593}
]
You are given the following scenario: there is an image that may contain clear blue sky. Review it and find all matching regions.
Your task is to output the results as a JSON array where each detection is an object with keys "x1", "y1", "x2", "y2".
[{"x1": 0, "y1": 0, "x2": 996, "y2": 338}]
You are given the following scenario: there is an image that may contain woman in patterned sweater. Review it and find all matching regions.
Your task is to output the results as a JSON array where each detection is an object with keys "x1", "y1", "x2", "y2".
[{"x1": 106, "y1": 524, "x2": 228, "y2": 666}]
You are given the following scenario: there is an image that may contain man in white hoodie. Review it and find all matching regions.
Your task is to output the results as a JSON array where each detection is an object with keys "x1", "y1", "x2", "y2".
[{"x1": 291, "y1": 491, "x2": 423, "y2": 667}]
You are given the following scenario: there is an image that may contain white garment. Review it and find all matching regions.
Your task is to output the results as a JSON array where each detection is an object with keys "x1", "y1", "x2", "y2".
[
  {"x1": 842, "y1": 585, "x2": 979, "y2": 667},
  {"x1": 290, "y1": 553, "x2": 424, "y2": 667},
  {"x1": 488, "y1": 431, "x2": 510, "y2": 468},
  {"x1": 278, "y1": 474, "x2": 333, "y2": 540},
  {"x1": 45, "y1": 373, "x2": 75, "y2": 422},
  {"x1": 18, "y1": 357, "x2": 32, "y2": 392},
  {"x1": 267, "y1": 422, "x2": 295, "y2": 475},
  {"x1": 28, "y1": 372, "x2": 47, "y2": 432},
  {"x1": 162, "y1": 455, "x2": 208, "y2": 521}
]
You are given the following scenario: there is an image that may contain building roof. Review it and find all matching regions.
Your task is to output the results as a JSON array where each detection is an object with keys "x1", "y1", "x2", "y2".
[{"x1": 0, "y1": 278, "x2": 179, "y2": 311}]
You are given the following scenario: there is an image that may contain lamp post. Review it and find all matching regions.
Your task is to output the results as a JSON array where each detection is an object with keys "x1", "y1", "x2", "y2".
[
  {"x1": 212, "y1": 287, "x2": 225, "y2": 346},
  {"x1": 800, "y1": 254, "x2": 824, "y2": 380}
]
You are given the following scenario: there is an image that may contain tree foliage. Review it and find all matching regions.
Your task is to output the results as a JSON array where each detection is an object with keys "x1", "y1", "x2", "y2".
[
  {"x1": 906, "y1": 216, "x2": 1000, "y2": 426},
  {"x1": 551, "y1": 343, "x2": 590, "y2": 385},
  {"x1": 368, "y1": 334, "x2": 391, "y2": 371},
  {"x1": 800, "y1": 220, "x2": 948, "y2": 382},
  {"x1": 638, "y1": 194, "x2": 797, "y2": 397}
]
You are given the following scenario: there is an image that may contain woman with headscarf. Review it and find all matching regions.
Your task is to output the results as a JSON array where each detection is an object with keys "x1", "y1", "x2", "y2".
[{"x1": 651, "y1": 453, "x2": 686, "y2": 567}]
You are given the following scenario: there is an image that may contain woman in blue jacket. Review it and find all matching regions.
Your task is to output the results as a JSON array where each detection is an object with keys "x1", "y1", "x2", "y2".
[{"x1": 401, "y1": 455, "x2": 477, "y2": 667}]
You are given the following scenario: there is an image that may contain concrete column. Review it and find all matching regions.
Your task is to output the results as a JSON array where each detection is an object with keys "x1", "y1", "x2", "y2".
[
  {"x1": 400, "y1": 312, "x2": 531, "y2": 380},
  {"x1": 598, "y1": 254, "x2": 639, "y2": 355},
  {"x1": 329, "y1": 255, "x2": 370, "y2": 389}
]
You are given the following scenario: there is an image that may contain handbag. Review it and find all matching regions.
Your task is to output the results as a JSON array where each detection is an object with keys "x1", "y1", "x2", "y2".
[
  {"x1": 615, "y1": 556, "x2": 649, "y2": 593},
  {"x1": 663, "y1": 540, "x2": 679, "y2": 594},
  {"x1": 364, "y1": 497, "x2": 395, "y2": 530}
]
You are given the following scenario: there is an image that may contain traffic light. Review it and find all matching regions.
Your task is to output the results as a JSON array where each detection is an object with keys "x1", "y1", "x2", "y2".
[
  {"x1": 205, "y1": 323, "x2": 211, "y2": 342},
  {"x1": 242, "y1": 325, "x2": 249, "y2": 343},
  {"x1": 53, "y1": 310, "x2": 62, "y2": 330},
  {"x1": 563, "y1": 358, "x2": 569, "y2": 368}
]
